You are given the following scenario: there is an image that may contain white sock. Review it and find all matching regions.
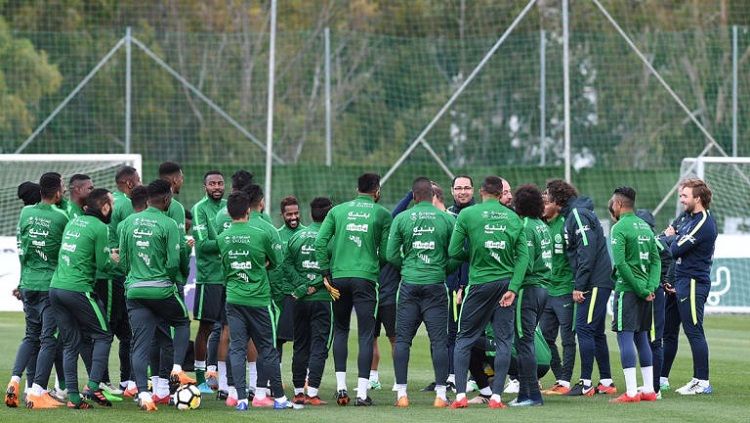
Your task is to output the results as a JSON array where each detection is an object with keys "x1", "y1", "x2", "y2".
[
  {"x1": 218, "y1": 361, "x2": 228, "y2": 391},
  {"x1": 194, "y1": 360, "x2": 206, "y2": 370},
  {"x1": 369, "y1": 370, "x2": 379, "y2": 382},
  {"x1": 336, "y1": 372, "x2": 347, "y2": 391},
  {"x1": 255, "y1": 386, "x2": 267, "y2": 400},
  {"x1": 10, "y1": 375, "x2": 21, "y2": 384},
  {"x1": 479, "y1": 386, "x2": 492, "y2": 396},
  {"x1": 207, "y1": 365, "x2": 217, "y2": 374},
  {"x1": 247, "y1": 362, "x2": 257, "y2": 389},
  {"x1": 600, "y1": 378, "x2": 613, "y2": 387},
  {"x1": 456, "y1": 392, "x2": 466, "y2": 401},
  {"x1": 490, "y1": 394, "x2": 502, "y2": 402},
  {"x1": 641, "y1": 366, "x2": 654, "y2": 393},
  {"x1": 435, "y1": 385, "x2": 447, "y2": 401},
  {"x1": 275, "y1": 395, "x2": 288, "y2": 403},
  {"x1": 31, "y1": 383, "x2": 44, "y2": 396},
  {"x1": 157, "y1": 378, "x2": 170, "y2": 397},
  {"x1": 308, "y1": 387, "x2": 319, "y2": 397},
  {"x1": 581, "y1": 379, "x2": 592, "y2": 387},
  {"x1": 151, "y1": 376, "x2": 159, "y2": 391},
  {"x1": 127, "y1": 380, "x2": 136, "y2": 390},
  {"x1": 138, "y1": 391, "x2": 151, "y2": 402},
  {"x1": 395, "y1": 384, "x2": 407, "y2": 399},
  {"x1": 171, "y1": 364, "x2": 182, "y2": 373},
  {"x1": 623, "y1": 368, "x2": 638, "y2": 397},
  {"x1": 447, "y1": 374, "x2": 455, "y2": 384},
  {"x1": 698, "y1": 379, "x2": 710, "y2": 387},
  {"x1": 357, "y1": 378, "x2": 369, "y2": 400},
  {"x1": 294, "y1": 387, "x2": 304, "y2": 395},
  {"x1": 558, "y1": 380, "x2": 570, "y2": 388},
  {"x1": 228, "y1": 386, "x2": 238, "y2": 400},
  {"x1": 660, "y1": 376, "x2": 669, "y2": 385}
]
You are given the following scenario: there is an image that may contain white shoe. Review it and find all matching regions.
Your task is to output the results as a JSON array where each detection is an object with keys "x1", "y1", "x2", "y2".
[
  {"x1": 676, "y1": 379, "x2": 713, "y2": 395},
  {"x1": 100, "y1": 382, "x2": 123, "y2": 395},
  {"x1": 391, "y1": 383, "x2": 398, "y2": 392},
  {"x1": 503, "y1": 379, "x2": 520, "y2": 394},
  {"x1": 52, "y1": 387, "x2": 68, "y2": 401},
  {"x1": 467, "y1": 380, "x2": 479, "y2": 393}
]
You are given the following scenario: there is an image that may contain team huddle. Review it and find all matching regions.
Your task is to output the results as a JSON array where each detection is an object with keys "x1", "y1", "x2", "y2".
[{"x1": 5, "y1": 162, "x2": 718, "y2": 411}]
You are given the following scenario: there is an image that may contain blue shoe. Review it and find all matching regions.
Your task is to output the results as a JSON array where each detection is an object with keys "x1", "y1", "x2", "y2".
[
  {"x1": 197, "y1": 382, "x2": 214, "y2": 394},
  {"x1": 274, "y1": 399, "x2": 303, "y2": 410},
  {"x1": 236, "y1": 400, "x2": 249, "y2": 411},
  {"x1": 509, "y1": 398, "x2": 543, "y2": 407}
]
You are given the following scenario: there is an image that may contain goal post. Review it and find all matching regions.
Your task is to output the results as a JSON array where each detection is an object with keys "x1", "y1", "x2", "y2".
[{"x1": 677, "y1": 157, "x2": 750, "y2": 313}]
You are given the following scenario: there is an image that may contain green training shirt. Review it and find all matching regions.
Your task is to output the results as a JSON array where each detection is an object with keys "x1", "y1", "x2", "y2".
[
  {"x1": 283, "y1": 222, "x2": 331, "y2": 302},
  {"x1": 519, "y1": 217, "x2": 553, "y2": 289},
  {"x1": 610, "y1": 212, "x2": 661, "y2": 298},
  {"x1": 448, "y1": 198, "x2": 529, "y2": 291},
  {"x1": 119, "y1": 207, "x2": 182, "y2": 300},
  {"x1": 215, "y1": 206, "x2": 273, "y2": 235},
  {"x1": 16, "y1": 203, "x2": 69, "y2": 291},
  {"x1": 218, "y1": 220, "x2": 279, "y2": 308},
  {"x1": 546, "y1": 214, "x2": 574, "y2": 297},
  {"x1": 191, "y1": 196, "x2": 227, "y2": 284},
  {"x1": 50, "y1": 215, "x2": 117, "y2": 293},
  {"x1": 65, "y1": 201, "x2": 84, "y2": 220},
  {"x1": 275, "y1": 223, "x2": 306, "y2": 297},
  {"x1": 386, "y1": 201, "x2": 457, "y2": 284},
  {"x1": 314, "y1": 194, "x2": 392, "y2": 283}
]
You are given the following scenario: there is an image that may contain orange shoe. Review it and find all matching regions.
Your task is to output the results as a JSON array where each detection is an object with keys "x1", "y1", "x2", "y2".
[
  {"x1": 542, "y1": 383, "x2": 570, "y2": 395},
  {"x1": 123, "y1": 386, "x2": 138, "y2": 398},
  {"x1": 152, "y1": 394, "x2": 171, "y2": 405},
  {"x1": 640, "y1": 391, "x2": 657, "y2": 402},
  {"x1": 305, "y1": 395, "x2": 327, "y2": 406},
  {"x1": 170, "y1": 371, "x2": 196, "y2": 386},
  {"x1": 488, "y1": 399, "x2": 507, "y2": 409},
  {"x1": 5, "y1": 380, "x2": 19, "y2": 408},
  {"x1": 26, "y1": 392, "x2": 63, "y2": 409},
  {"x1": 597, "y1": 383, "x2": 618, "y2": 395},
  {"x1": 394, "y1": 395, "x2": 409, "y2": 407},
  {"x1": 138, "y1": 397, "x2": 158, "y2": 411},
  {"x1": 610, "y1": 393, "x2": 640, "y2": 404},
  {"x1": 450, "y1": 396, "x2": 468, "y2": 409},
  {"x1": 433, "y1": 397, "x2": 450, "y2": 408}
]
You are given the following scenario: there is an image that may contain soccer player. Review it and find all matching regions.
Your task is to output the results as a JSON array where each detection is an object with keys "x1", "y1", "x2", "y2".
[
  {"x1": 539, "y1": 188, "x2": 576, "y2": 395},
  {"x1": 95, "y1": 165, "x2": 142, "y2": 396},
  {"x1": 6, "y1": 173, "x2": 69, "y2": 409},
  {"x1": 64, "y1": 174, "x2": 94, "y2": 219},
  {"x1": 608, "y1": 187, "x2": 660, "y2": 403},
  {"x1": 509, "y1": 184, "x2": 552, "y2": 407},
  {"x1": 219, "y1": 190, "x2": 299, "y2": 411},
  {"x1": 448, "y1": 176, "x2": 529, "y2": 409},
  {"x1": 386, "y1": 177, "x2": 456, "y2": 408},
  {"x1": 545, "y1": 179, "x2": 615, "y2": 396},
  {"x1": 49, "y1": 188, "x2": 119, "y2": 409},
  {"x1": 118, "y1": 179, "x2": 192, "y2": 411},
  {"x1": 314, "y1": 173, "x2": 392, "y2": 406},
  {"x1": 191, "y1": 171, "x2": 227, "y2": 394},
  {"x1": 284, "y1": 197, "x2": 334, "y2": 406},
  {"x1": 274, "y1": 196, "x2": 306, "y2": 358},
  {"x1": 663, "y1": 179, "x2": 717, "y2": 395}
]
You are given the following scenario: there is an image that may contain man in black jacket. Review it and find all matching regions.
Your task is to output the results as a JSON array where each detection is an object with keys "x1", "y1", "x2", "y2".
[{"x1": 545, "y1": 180, "x2": 615, "y2": 397}]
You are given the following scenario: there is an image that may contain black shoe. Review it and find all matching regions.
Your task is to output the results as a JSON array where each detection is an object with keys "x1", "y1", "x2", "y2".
[
  {"x1": 217, "y1": 389, "x2": 229, "y2": 400},
  {"x1": 421, "y1": 382, "x2": 436, "y2": 392},
  {"x1": 354, "y1": 397, "x2": 373, "y2": 406},
  {"x1": 564, "y1": 381, "x2": 594, "y2": 397},
  {"x1": 446, "y1": 381, "x2": 457, "y2": 393},
  {"x1": 247, "y1": 388, "x2": 255, "y2": 402},
  {"x1": 335, "y1": 389, "x2": 350, "y2": 406},
  {"x1": 84, "y1": 389, "x2": 112, "y2": 407}
]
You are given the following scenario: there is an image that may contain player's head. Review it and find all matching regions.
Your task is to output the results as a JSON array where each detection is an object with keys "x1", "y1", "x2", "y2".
[
  {"x1": 513, "y1": 184, "x2": 544, "y2": 219},
  {"x1": 411, "y1": 177, "x2": 434, "y2": 203},
  {"x1": 479, "y1": 176, "x2": 509, "y2": 205},
  {"x1": 203, "y1": 170, "x2": 225, "y2": 201},
  {"x1": 610, "y1": 186, "x2": 636, "y2": 221},
  {"x1": 541, "y1": 189, "x2": 559, "y2": 221},
  {"x1": 431, "y1": 181, "x2": 445, "y2": 210},
  {"x1": 84, "y1": 188, "x2": 113, "y2": 223},
  {"x1": 358, "y1": 173, "x2": 381, "y2": 202},
  {"x1": 242, "y1": 184, "x2": 264, "y2": 212},
  {"x1": 635, "y1": 209, "x2": 656, "y2": 231},
  {"x1": 310, "y1": 197, "x2": 333, "y2": 223},
  {"x1": 679, "y1": 178, "x2": 711, "y2": 213},
  {"x1": 115, "y1": 166, "x2": 141, "y2": 194},
  {"x1": 231, "y1": 170, "x2": 254, "y2": 192},
  {"x1": 158, "y1": 161, "x2": 183, "y2": 194},
  {"x1": 280, "y1": 196, "x2": 300, "y2": 229},
  {"x1": 227, "y1": 191, "x2": 250, "y2": 221},
  {"x1": 69, "y1": 174, "x2": 93, "y2": 204},
  {"x1": 147, "y1": 179, "x2": 173, "y2": 212},
  {"x1": 130, "y1": 185, "x2": 148, "y2": 212},
  {"x1": 39, "y1": 172, "x2": 64, "y2": 204},
  {"x1": 545, "y1": 179, "x2": 578, "y2": 209},
  {"x1": 451, "y1": 175, "x2": 474, "y2": 207},
  {"x1": 17, "y1": 181, "x2": 41, "y2": 206}
]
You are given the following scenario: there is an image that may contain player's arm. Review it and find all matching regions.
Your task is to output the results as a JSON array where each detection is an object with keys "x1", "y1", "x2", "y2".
[
  {"x1": 314, "y1": 210, "x2": 336, "y2": 277},
  {"x1": 670, "y1": 212, "x2": 713, "y2": 258},
  {"x1": 448, "y1": 215, "x2": 469, "y2": 262},
  {"x1": 566, "y1": 209, "x2": 599, "y2": 292},
  {"x1": 166, "y1": 223, "x2": 182, "y2": 280},
  {"x1": 95, "y1": 226, "x2": 117, "y2": 273},
  {"x1": 193, "y1": 205, "x2": 219, "y2": 254},
  {"x1": 377, "y1": 210, "x2": 393, "y2": 264},
  {"x1": 264, "y1": 231, "x2": 280, "y2": 270},
  {"x1": 648, "y1": 237, "x2": 662, "y2": 293},
  {"x1": 283, "y1": 242, "x2": 309, "y2": 299},
  {"x1": 117, "y1": 225, "x2": 129, "y2": 274},
  {"x1": 508, "y1": 226, "x2": 530, "y2": 293},
  {"x1": 392, "y1": 191, "x2": 414, "y2": 217},
  {"x1": 385, "y1": 216, "x2": 403, "y2": 268},
  {"x1": 16, "y1": 213, "x2": 27, "y2": 265}
]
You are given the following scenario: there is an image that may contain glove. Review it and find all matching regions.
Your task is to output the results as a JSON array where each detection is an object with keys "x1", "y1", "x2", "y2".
[{"x1": 323, "y1": 276, "x2": 340, "y2": 301}]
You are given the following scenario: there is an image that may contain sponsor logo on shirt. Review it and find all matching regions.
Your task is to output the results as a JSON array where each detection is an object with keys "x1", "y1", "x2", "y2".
[
  {"x1": 301, "y1": 245, "x2": 316, "y2": 255},
  {"x1": 136, "y1": 240, "x2": 150, "y2": 248},
  {"x1": 413, "y1": 226, "x2": 435, "y2": 235},
  {"x1": 231, "y1": 261, "x2": 252, "y2": 270},
  {"x1": 302, "y1": 260, "x2": 320, "y2": 269},
  {"x1": 484, "y1": 240, "x2": 506, "y2": 249},
  {"x1": 138, "y1": 252, "x2": 151, "y2": 266},
  {"x1": 347, "y1": 212, "x2": 370, "y2": 220},
  {"x1": 484, "y1": 224, "x2": 506, "y2": 234},
  {"x1": 348, "y1": 235, "x2": 362, "y2": 247},
  {"x1": 32, "y1": 240, "x2": 46, "y2": 247},
  {"x1": 639, "y1": 252, "x2": 650, "y2": 261},
  {"x1": 418, "y1": 253, "x2": 431, "y2": 264},
  {"x1": 61, "y1": 242, "x2": 77, "y2": 253},
  {"x1": 346, "y1": 223, "x2": 369, "y2": 232},
  {"x1": 412, "y1": 241, "x2": 435, "y2": 250},
  {"x1": 554, "y1": 233, "x2": 563, "y2": 243}
]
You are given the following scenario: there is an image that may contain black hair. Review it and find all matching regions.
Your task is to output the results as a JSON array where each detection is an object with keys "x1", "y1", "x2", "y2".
[
  {"x1": 85, "y1": 188, "x2": 111, "y2": 211},
  {"x1": 69, "y1": 173, "x2": 91, "y2": 186},
  {"x1": 357, "y1": 173, "x2": 380, "y2": 194},
  {"x1": 231, "y1": 170, "x2": 254, "y2": 191},
  {"x1": 481, "y1": 176, "x2": 504, "y2": 196},
  {"x1": 613, "y1": 186, "x2": 636, "y2": 208},
  {"x1": 227, "y1": 191, "x2": 250, "y2": 220},
  {"x1": 412, "y1": 177, "x2": 434, "y2": 202},
  {"x1": 203, "y1": 170, "x2": 223, "y2": 183},
  {"x1": 452, "y1": 175, "x2": 474, "y2": 188},
  {"x1": 513, "y1": 184, "x2": 545, "y2": 219},
  {"x1": 115, "y1": 166, "x2": 138, "y2": 184},
  {"x1": 18, "y1": 181, "x2": 41, "y2": 206},
  {"x1": 310, "y1": 197, "x2": 333, "y2": 222},
  {"x1": 545, "y1": 179, "x2": 579, "y2": 208},
  {"x1": 39, "y1": 172, "x2": 63, "y2": 200},
  {"x1": 242, "y1": 184, "x2": 264, "y2": 209},
  {"x1": 130, "y1": 186, "x2": 148, "y2": 210},
  {"x1": 280, "y1": 196, "x2": 299, "y2": 213},
  {"x1": 158, "y1": 161, "x2": 182, "y2": 177},
  {"x1": 147, "y1": 179, "x2": 173, "y2": 200}
]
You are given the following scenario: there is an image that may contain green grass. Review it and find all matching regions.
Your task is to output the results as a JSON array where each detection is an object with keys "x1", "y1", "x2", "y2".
[{"x1": 0, "y1": 311, "x2": 748, "y2": 422}]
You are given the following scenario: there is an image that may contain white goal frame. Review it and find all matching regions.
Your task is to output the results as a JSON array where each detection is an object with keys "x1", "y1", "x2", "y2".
[{"x1": 0, "y1": 154, "x2": 142, "y2": 177}]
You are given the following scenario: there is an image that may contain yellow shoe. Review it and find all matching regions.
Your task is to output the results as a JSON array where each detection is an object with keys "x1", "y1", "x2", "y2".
[
  {"x1": 433, "y1": 397, "x2": 450, "y2": 408},
  {"x1": 26, "y1": 392, "x2": 62, "y2": 409},
  {"x1": 5, "y1": 380, "x2": 19, "y2": 408},
  {"x1": 394, "y1": 395, "x2": 409, "y2": 407}
]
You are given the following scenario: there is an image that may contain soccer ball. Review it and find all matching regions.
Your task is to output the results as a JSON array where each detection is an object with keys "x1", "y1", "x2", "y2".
[{"x1": 174, "y1": 384, "x2": 201, "y2": 410}]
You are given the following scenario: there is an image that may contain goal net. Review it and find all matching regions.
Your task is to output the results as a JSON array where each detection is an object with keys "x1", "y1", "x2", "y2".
[{"x1": 677, "y1": 157, "x2": 750, "y2": 313}]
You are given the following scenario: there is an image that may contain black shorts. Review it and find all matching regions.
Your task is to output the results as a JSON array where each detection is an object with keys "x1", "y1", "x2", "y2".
[
  {"x1": 374, "y1": 303, "x2": 396, "y2": 338},
  {"x1": 275, "y1": 295, "x2": 296, "y2": 342},
  {"x1": 193, "y1": 284, "x2": 225, "y2": 323},
  {"x1": 612, "y1": 291, "x2": 652, "y2": 332}
]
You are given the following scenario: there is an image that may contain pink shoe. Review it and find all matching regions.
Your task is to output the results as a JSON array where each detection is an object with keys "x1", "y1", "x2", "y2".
[
  {"x1": 225, "y1": 396, "x2": 238, "y2": 407},
  {"x1": 252, "y1": 396, "x2": 274, "y2": 408}
]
